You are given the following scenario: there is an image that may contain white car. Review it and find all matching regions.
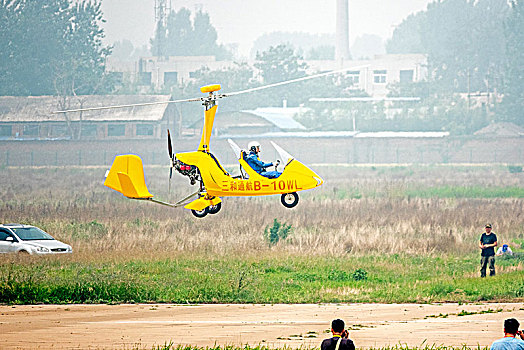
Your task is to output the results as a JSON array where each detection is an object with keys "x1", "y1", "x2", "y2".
[{"x1": 0, "y1": 224, "x2": 72, "y2": 255}]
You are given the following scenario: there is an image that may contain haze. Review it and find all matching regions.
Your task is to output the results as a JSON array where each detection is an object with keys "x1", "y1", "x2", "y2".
[{"x1": 101, "y1": 0, "x2": 434, "y2": 57}]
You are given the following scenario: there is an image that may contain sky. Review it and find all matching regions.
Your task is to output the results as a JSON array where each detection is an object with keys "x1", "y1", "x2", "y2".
[{"x1": 100, "y1": 0, "x2": 434, "y2": 58}]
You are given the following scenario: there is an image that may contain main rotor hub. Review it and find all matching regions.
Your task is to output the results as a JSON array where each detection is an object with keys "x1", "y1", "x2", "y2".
[
  {"x1": 200, "y1": 84, "x2": 222, "y2": 110},
  {"x1": 200, "y1": 84, "x2": 221, "y2": 93}
]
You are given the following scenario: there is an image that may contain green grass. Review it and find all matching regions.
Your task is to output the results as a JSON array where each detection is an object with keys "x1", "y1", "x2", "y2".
[
  {"x1": 328, "y1": 186, "x2": 524, "y2": 199},
  {"x1": 404, "y1": 186, "x2": 524, "y2": 198},
  {"x1": 1, "y1": 253, "x2": 523, "y2": 304}
]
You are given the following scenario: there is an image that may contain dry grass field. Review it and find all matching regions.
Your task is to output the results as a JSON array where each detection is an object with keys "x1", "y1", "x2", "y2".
[
  {"x1": 0, "y1": 164, "x2": 523, "y2": 305},
  {"x1": 1, "y1": 164, "x2": 523, "y2": 257}
]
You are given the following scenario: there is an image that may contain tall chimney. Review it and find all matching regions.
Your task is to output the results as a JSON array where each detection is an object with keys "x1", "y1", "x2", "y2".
[{"x1": 335, "y1": 0, "x2": 350, "y2": 62}]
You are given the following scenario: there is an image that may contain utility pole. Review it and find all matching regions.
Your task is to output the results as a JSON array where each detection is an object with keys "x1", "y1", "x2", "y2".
[{"x1": 467, "y1": 69, "x2": 471, "y2": 110}]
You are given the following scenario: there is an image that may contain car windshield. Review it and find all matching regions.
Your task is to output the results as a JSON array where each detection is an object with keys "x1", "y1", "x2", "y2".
[{"x1": 11, "y1": 227, "x2": 54, "y2": 241}]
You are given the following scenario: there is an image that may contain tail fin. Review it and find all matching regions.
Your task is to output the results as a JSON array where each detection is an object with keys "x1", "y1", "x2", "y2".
[{"x1": 104, "y1": 154, "x2": 153, "y2": 199}]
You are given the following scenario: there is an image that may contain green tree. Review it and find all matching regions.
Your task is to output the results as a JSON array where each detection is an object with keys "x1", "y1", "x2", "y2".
[
  {"x1": 54, "y1": 1, "x2": 111, "y2": 96},
  {"x1": 111, "y1": 39, "x2": 134, "y2": 61},
  {"x1": 306, "y1": 45, "x2": 335, "y2": 60},
  {"x1": 192, "y1": 10, "x2": 217, "y2": 56},
  {"x1": 387, "y1": 0, "x2": 510, "y2": 94},
  {"x1": 254, "y1": 44, "x2": 308, "y2": 84},
  {"x1": 0, "y1": 0, "x2": 110, "y2": 97},
  {"x1": 151, "y1": 20, "x2": 167, "y2": 57},
  {"x1": 151, "y1": 7, "x2": 232, "y2": 59},
  {"x1": 164, "y1": 7, "x2": 192, "y2": 56},
  {"x1": 0, "y1": 0, "x2": 69, "y2": 95},
  {"x1": 500, "y1": 0, "x2": 524, "y2": 125}
]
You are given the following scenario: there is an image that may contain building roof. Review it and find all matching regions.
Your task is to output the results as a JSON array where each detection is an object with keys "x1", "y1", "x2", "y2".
[
  {"x1": 474, "y1": 122, "x2": 524, "y2": 137},
  {"x1": 0, "y1": 95, "x2": 172, "y2": 123},
  {"x1": 240, "y1": 107, "x2": 307, "y2": 130},
  {"x1": 221, "y1": 130, "x2": 449, "y2": 139},
  {"x1": 355, "y1": 131, "x2": 449, "y2": 138}
]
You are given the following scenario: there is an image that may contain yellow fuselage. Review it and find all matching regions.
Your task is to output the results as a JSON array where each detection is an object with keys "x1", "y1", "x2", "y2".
[{"x1": 176, "y1": 150, "x2": 323, "y2": 198}]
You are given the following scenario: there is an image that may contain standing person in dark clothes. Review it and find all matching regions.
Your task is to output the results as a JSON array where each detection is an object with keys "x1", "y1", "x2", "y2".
[
  {"x1": 479, "y1": 223, "x2": 498, "y2": 277},
  {"x1": 321, "y1": 319, "x2": 355, "y2": 350}
]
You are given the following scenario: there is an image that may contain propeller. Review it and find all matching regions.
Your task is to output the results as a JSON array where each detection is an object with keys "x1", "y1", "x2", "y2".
[
  {"x1": 51, "y1": 64, "x2": 370, "y2": 114},
  {"x1": 167, "y1": 129, "x2": 175, "y2": 195}
]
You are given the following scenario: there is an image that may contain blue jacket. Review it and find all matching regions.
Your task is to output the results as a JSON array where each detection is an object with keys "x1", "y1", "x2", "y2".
[{"x1": 245, "y1": 151, "x2": 272, "y2": 174}]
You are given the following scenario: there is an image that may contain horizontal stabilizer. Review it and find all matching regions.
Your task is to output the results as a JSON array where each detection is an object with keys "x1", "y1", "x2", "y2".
[{"x1": 104, "y1": 154, "x2": 153, "y2": 199}]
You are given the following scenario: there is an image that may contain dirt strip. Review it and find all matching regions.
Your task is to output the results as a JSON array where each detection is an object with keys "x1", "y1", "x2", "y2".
[{"x1": 1, "y1": 303, "x2": 523, "y2": 350}]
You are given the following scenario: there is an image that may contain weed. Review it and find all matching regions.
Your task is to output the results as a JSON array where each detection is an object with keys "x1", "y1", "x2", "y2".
[
  {"x1": 264, "y1": 219, "x2": 292, "y2": 246},
  {"x1": 352, "y1": 268, "x2": 368, "y2": 281},
  {"x1": 425, "y1": 313, "x2": 448, "y2": 319}
]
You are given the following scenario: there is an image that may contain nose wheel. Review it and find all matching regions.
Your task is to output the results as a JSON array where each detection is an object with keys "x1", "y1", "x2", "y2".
[
  {"x1": 207, "y1": 202, "x2": 222, "y2": 214},
  {"x1": 281, "y1": 192, "x2": 299, "y2": 208}
]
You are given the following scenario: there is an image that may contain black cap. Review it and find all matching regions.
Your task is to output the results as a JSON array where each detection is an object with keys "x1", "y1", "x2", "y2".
[{"x1": 485, "y1": 224, "x2": 492, "y2": 228}]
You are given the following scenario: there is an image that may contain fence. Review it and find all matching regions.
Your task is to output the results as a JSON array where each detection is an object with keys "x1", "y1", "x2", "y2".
[{"x1": 0, "y1": 137, "x2": 523, "y2": 167}]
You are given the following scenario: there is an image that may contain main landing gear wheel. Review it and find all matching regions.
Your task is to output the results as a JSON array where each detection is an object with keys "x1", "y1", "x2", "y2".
[
  {"x1": 207, "y1": 202, "x2": 222, "y2": 215},
  {"x1": 281, "y1": 192, "x2": 299, "y2": 208},
  {"x1": 191, "y1": 208, "x2": 208, "y2": 218}
]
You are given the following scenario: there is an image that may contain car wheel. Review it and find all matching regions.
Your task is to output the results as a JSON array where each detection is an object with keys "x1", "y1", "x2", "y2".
[
  {"x1": 17, "y1": 250, "x2": 30, "y2": 255},
  {"x1": 281, "y1": 192, "x2": 299, "y2": 208},
  {"x1": 207, "y1": 202, "x2": 221, "y2": 215},
  {"x1": 191, "y1": 208, "x2": 208, "y2": 218}
]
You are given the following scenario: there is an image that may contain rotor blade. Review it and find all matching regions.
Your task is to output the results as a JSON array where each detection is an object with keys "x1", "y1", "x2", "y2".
[
  {"x1": 223, "y1": 64, "x2": 370, "y2": 97},
  {"x1": 167, "y1": 129, "x2": 173, "y2": 159},
  {"x1": 52, "y1": 97, "x2": 203, "y2": 114}
]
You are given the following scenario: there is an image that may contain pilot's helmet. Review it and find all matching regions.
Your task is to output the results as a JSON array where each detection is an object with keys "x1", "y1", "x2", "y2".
[{"x1": 248, "y1": 141, "x2": 261, "y2": 153}]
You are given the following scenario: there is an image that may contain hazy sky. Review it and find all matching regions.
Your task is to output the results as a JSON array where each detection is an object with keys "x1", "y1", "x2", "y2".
[{"x1": 101, "y1": 0, "x2": 434, "y2": 57}]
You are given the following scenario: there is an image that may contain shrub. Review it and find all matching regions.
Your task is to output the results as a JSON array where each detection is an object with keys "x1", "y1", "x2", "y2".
[
  {"x1": 264, "y1": 219, "x2": 292, "y2": 246},
  {"x1": 352, "y1": 268, "x2": 368, "y2": 281},
  {"x1": 508, "y1": 165, "x2": 523, "y2": 173}
]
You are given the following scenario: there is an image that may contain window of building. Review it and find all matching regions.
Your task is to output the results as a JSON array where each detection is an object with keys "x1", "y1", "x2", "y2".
[
  {"x1": 373, "y1": 70, "x2": 387, "y2": 84},
  {"x1": 347, "y1": 71, "x2": 360, "y2": 85},
  {"x1": 107, "y1": 124, "x2": 125, "y2": 137},
  {"x1": 0, "y1": 125, "x2": 12, "y2": 137},
  {"x1": 400, "y1": 69, "x2": 414, "y2": 84},
  {"x1": 164, "y1": 72, "x2": 178, "y2": 86},
  {"x1": 82, "y1": 124, "x2": 98, "y2": 138},
  {"x1": 136, "y1": 124, "x2": 154, "y2": 136},
  {"x1": 23, "y1": 124, "x2": 39, "y2": 136},
  {"x1": 189, "y1": 71, "x2": 198, "y2": 78},
  {"x1": 138, "y1": 72, "x2": 151, "y2": 86},
  {"x1": 50, "y1": 124, "x2": 68, "y2": 137}
]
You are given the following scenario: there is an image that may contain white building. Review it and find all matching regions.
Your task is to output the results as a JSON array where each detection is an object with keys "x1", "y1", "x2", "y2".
[
  {"x1": 306, "y1": 54, "x2": 428, "y2": 98},
  {"x1": 106, "y1": 53, "x2": 427, "y2": 98}
]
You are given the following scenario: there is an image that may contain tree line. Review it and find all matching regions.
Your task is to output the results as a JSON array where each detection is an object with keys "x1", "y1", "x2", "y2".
[
  {"x1": 386, "y1": 0, "x2": 523, "y2": 127},
  {"x1": 0, "y1": 0, "x2": 522, "y2": 133}
]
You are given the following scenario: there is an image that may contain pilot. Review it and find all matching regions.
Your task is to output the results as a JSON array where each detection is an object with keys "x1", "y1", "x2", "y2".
[{"x1": 245, "y1": 141, "x2": 281, "y2": 179}]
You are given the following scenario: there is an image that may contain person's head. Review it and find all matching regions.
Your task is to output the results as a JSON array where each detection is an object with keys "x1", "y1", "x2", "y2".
[
  {"x1": 331, "y1": 319, "x2": 345, "y2": 334},
  {"x1": 504, "y1": 318, "x2": 520, "y2": 335},
  {"x1": 485, "y1": 223, "x2": 492, "y2": 233},
  {"x1": 502, "y1": 244, "x2": 508, "y2": 252},
  {"x1": 248, "y1": 141, "x2": 261, "y2": 154}
]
